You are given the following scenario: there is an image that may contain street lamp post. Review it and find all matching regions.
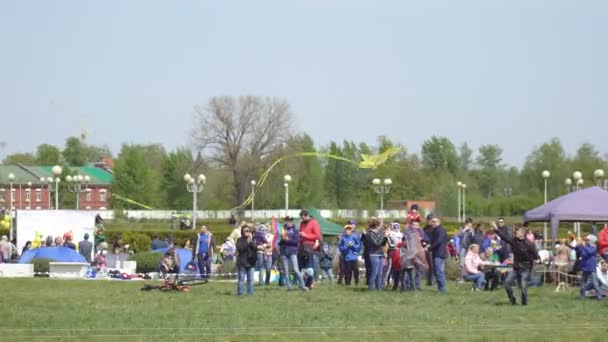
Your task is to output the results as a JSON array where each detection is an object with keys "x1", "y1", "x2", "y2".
[
  {"x1": 8, "y1": 173, "x2": 14, "y2": 257},
  {"x1": 284, "y1": 175, "x2": 292, "y2": 217},
  {"x1": 66, "y1": 175, "x2": 90, "y2": 210},
  {"x1": 457, "y1": 181, "x2": 462, "y2": 223},
  {"x1": 250, "y1": 180, "x2": 256, "y2": 220},
  {"x1": 372, "y1": 178, "x2": 392, "y2": 222},
  {"x1": 51, "y1": 165, "x2": 62, "y2": 210},
  {"x1": 594, "y1": 169, "x2": 605, "y2": 188},
  {"x1": 542, "y1": 170, "x2": 550, "y2": 247},
  {"x1": 461, "y1": 183, "x2": 467, "y2": 221},
  {"x1": 184, "y1": 173, "x2": 206, "y2": 230},
  {"x1": 572, "y1": 171, "x2": 583, "y2": 238}
]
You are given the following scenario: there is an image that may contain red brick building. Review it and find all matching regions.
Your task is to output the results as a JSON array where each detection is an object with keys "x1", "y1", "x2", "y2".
[{"x1": 0, "y1": 163, "x2": 113, "y2": 210}]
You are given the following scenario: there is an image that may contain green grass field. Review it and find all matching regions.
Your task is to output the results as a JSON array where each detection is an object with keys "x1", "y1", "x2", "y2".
[{"x1": 2, "y1": 278, "x2": 606, "y2": 341}]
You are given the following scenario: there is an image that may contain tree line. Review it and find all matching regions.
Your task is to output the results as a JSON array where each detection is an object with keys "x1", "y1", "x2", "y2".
[{"x1": 3, "y1": 96, "x2": 607, "y2": 217}]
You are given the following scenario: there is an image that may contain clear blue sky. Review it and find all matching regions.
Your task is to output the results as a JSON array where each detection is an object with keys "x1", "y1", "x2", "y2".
[{"x1": 1, "y1": 0, "x2": 606, "y2": 167}]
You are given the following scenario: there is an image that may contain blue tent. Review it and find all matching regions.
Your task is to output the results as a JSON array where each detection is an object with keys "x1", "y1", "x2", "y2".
[
  {"x1": 152, "y1": 248, "x2": 197, "y2": 272},
  {"x1": 19, "y1": 247, "x2": 87, "y2": 264}
]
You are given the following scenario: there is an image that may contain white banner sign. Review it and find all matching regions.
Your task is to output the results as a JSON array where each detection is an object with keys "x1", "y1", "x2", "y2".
[{"x1": 16, "y1": 210, "x2": 96, "y2": 258}]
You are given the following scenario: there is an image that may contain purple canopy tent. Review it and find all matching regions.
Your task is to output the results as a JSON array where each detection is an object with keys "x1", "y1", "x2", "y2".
[{"x1": 523, "y1": 186, "x2": 608, "y2": 242}]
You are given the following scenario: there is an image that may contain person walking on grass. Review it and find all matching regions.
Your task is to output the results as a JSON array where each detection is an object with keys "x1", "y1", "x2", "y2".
[
  {"x1": 492, "y1": 223, "x2": 538, "y2": 305},
  {"x1": 565, "y1": 234, "x2": 603, "y2": 300},
  {"x1": 423, "y1": 214, "x2": 435, "y2": 286},
  {"x1": 429, "y1": 216, "x2": 448, "y2": 293},
  {"x1": 366, "y1": 217, "x2": 387, "y2": 291},
  {"x1": 195, "y1": 225, "x2": 216, "y2": 281},
  {"x1": 338, "y1": 224, "x2": 361, "y2": 286},
  {"x1": 236, "y1": 225, "x2": 257, "y2": 296},
  {"x1": 280, "y1": 216, "x2": 308, "y2": 291}
]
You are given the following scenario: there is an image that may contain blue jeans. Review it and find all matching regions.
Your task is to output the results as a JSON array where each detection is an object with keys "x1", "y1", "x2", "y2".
[
  {"x1": 463, "y1": 273, "x2": 486, "y2": 289},
  {"x1": 256, "y1": 253, "x2": 272, "y2": 285},
  {"x1": 321, "y1": 267, "x2": 334, "y2": 284},
  {"x1": 281, "y1": 254, "x2": 306, "y2": 289},
  {"x1": 237, "y1": 266, "x2": 254, "y2": 296},
  {"x1": 581, "y1": 271, "x2": 603, "y2": 299},
  {"x1": 505, "y1": 268, "x2": 530, "y2": 305},
  {"x1": 433, "y1": 257, "x2": 446, "y2": 293},
  {"x1": 197, "y1": 253, "x2": 212, "y2": 280},
  {"x1": 402, "y1": 268, "x2": 422, "y2": 290},
  {"x1": 368, "y1": 255, "x2": 384, "y2": 291}
]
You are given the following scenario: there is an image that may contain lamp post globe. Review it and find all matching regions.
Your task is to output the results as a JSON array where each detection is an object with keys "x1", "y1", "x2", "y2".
[
  {"x1": 197, "y1": 174, "x2": 206, "y2": 184},
  {"x1": 384, "y1": 178, "x2": 392, "y2": 185},
  {"x1": 8, "y1": 173, "x2": 15, "y2": 181},
  {"x1": 565, "y1": 178, "x2": 572, "y2": 186},
  {"x1": 573, "y1": 171, "x2": 582, "y2": 181},
  {"x1": 66, "y1": 175, "x2": 73, "y2": 182},
  {"x1": 372, "y1": 178, "x2": 381, "y2": 185},
  {"x1": 594, "y1": 169, "x2": 605, "y2": 179},
  {"x1": 183, "y1": 174, "x2": 192, "y2": 182},
  {"x1": 251, "y1": 180, "x2": 256, "y2": 186},
  {"x1": 51, "y1": 165, "x2": 62, "y2": 177},
  {"x1": 284, "y1": 174, "x2": 292, "y2": 183},
  {"x1": 542, "y1": 170, "x2": 550, "y2": 179}
]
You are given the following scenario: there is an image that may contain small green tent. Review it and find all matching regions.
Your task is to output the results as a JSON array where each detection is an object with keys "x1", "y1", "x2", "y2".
[{"x1": 294, "y1": 208, "x2": 344, "y2": 236}]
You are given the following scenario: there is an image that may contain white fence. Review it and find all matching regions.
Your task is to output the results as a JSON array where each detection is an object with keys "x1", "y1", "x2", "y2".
[{"x1": 99, "y1": 209, "x2": 416, "y2": 220}]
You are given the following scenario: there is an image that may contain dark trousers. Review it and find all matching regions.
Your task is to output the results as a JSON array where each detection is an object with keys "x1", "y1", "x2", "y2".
[
  {"x1": 344, "y1": 259, "x2": 359, "y2": 286},
  {"x1": 505, "y1": 268, "x2": 530, "y2": 305},
  {"x1": 338, "y1": 255, "x2": 346, "y2": 284},
  {"x1": 484, "y1": 269, "x2": 500, "y2": 291},
  {"x1": 364, "y1": 255, "x2": 371, "y2": 285},
  {"x1": 197, "y1": 253, "x2": 212, "y2": 280},
  {"x1": 391, "y1": 269, "x2": 401, "y2": 290},
  {"x1": 425, "y1": 250, "x2": 434, "y2": 285}
]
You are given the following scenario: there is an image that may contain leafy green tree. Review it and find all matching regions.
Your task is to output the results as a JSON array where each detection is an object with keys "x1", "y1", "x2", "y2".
[
  {"x1": 421, "y1": 136, "x2": 459, "y2": 174},
  {"x1": 458, "y1": 142, "x2": 473, "y2": 172},
  {"x1": 2, "y1": 153, "x2": 35, "y2": 165},
  {"x1": 474, "y1": 144, "x2": 504, "y2": 199},
  {"x1": 161, "y1": 147, "x2": 195, "y2": 210},
  {"x1": 571, "y1": 143, "x2": 608, "y2": 186},
  {"x1": 292, "y1": 134, "x2": 324, "y2": 208},
  {"x1": 112, "y1": 144, "x2": 158, "y2": 209},
  {"x1": 520, "y1": 138, "x2": 569, "y2": 200},
  {"x1": 62, "y1": 137, "x2": 88, "y2": 166},
  {"x1": 35, "y1": 144, "x2": 62, "y2": 165}
]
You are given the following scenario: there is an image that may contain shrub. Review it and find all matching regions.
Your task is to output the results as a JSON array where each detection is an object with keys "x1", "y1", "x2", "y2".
[
  {"x1": 129, "y1": 252, "x2": 163, "y2": 273},
  {"x1": 32, "y1": 258, "x2": 53, "y2": 275},
  {"x1": 121, "y1": 232, "x2": 152, "y2": 253},
  {"x1": 105, "y1": 230, "x2": 230, "y2": 250}
]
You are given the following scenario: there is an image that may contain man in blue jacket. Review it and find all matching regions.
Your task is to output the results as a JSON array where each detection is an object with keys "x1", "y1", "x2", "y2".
[
  {"x1": 429, "y1": 217, "x2": 448, "y2": 293},
  {"x1": 338, "y1": 225, "x2": 361, "y2": 286},
  {"x1": 575, "y1": 234, "x2": 603, "y2": 300},
  {"x1": 195, "y1": 225, "x2": 216, "y2": 280}
]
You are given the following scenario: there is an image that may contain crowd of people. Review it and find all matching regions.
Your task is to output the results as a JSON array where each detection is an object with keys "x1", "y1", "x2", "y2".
[{"x1": 186, "y1": 206, "x2": 608, "y2": 304}]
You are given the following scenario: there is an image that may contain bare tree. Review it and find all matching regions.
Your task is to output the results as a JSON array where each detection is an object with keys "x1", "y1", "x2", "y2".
[{"x1": 191, "y1": 95, "x2": 294, "y2": 207}]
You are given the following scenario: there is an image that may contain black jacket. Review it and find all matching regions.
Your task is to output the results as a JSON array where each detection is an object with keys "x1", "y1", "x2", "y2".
[
  {"x1": 366, "y1": 229, "x2": 387, "y2": 255},
  {"x1": 235, "y1": 237, "x2": 257, "y2": 268},
  {"x1": 429, "y1": 225, "x2": 448, "y2": 259},
  {"x1": 494, "y1": 229, "x2": 537, "y2": 271}
]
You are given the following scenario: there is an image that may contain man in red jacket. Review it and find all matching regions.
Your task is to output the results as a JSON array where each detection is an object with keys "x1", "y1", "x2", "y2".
[
  {"x1": 299, "y1": 210, "x2": 321, "y2": 248},
  {"x1": 299, "y1": 210, "x2": 322, "y2": 285},
  {"x1": 599, "y1": 224, "x2": 608, "y2": 261}
]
